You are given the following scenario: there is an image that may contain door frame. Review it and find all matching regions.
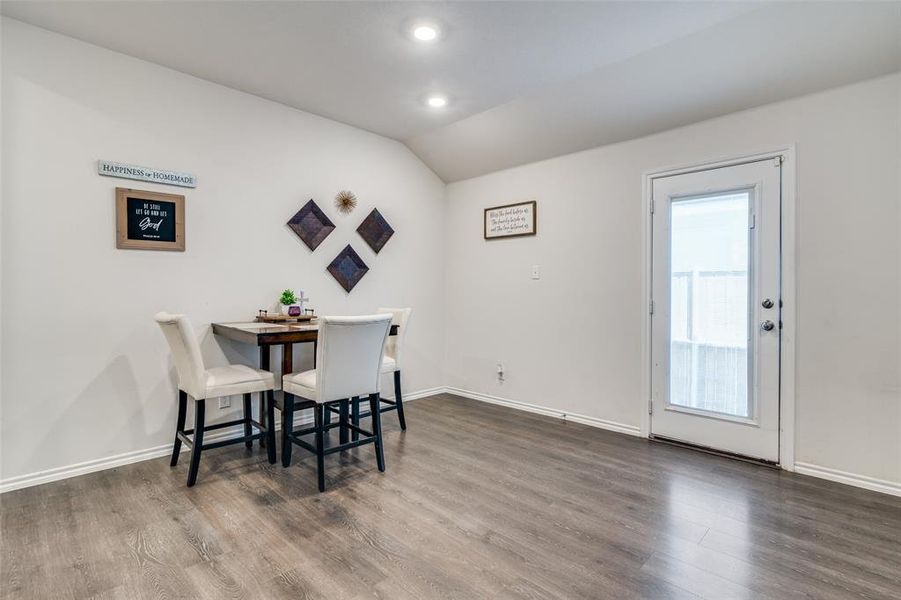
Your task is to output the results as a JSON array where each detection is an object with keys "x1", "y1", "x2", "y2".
[{"x1": 640, "y1": 146, "x2": 797, "y2": 470}]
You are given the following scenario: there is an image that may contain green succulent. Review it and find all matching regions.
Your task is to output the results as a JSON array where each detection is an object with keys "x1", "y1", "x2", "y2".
[{"x1": 279, "y1": 289, "x2": 298, "y2": 305}]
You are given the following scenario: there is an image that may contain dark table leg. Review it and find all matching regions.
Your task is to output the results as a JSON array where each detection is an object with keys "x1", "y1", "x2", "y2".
[
  {"x1": 282, "y1": 342, "x2": 293, "y2": 377},
  {"x1": 259, "y1": 345, "x2": 270, "y2": 447},
  {"x1": 278, "y1": 343, "x2": 294, "y2": 446}
]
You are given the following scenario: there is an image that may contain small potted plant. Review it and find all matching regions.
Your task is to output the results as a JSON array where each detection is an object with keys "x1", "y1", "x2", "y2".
[{"x1": 279, "y1": 289, "x2": 301, "y2": 316}]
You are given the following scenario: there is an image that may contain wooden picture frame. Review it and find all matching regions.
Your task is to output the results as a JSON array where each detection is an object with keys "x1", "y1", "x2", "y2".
[
  {"x1": 484, "y1": 200, "x2": 537, "y2": 240},
  {"x1": 116, "y1": 187, "x2": 185, "y2": 251}
]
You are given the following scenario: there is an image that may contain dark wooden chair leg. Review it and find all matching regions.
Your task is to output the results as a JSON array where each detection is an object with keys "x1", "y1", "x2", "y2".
[
  {"x1": 315, "y1": 403, "x2": 326, "y2": 492},
  {"x1": 339, "y1": 400, "x2": 349, "y2": 444},
  {"x1": 243, "y1": 392, "x2": 253, "y2": 448},
  {"x1": 187, "y1": 399, "x2": 205, "y2": 487},
  {"x1": 351, "y1": 396, "x2": 360, "y2": 442},
  {"x1": 394, "y1": 370, "x2": 406, "y2": 431},
  {"x1": 258, "y1": 394, "x2": 266, "y2": 447},
  {"x1": 259, "y1": 345, "x2": 270, "y2": 447},
  {"x1": 265, "y1": 390, "x2": 276, "y2": 464},
  {"x1": 369, "y1": 393, "x2": 385, "y2": 473},
  {"x1": 282, "y1": 393, "x2": 294, "y2": 468},
  {"x1": 171, "y1": 390, "x2": 188, "y2": 466}
]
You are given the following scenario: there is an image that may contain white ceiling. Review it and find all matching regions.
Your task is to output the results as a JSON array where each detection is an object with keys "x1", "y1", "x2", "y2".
[{"x1": 3, "y1": 1, "x2": 899, "y2": 181}]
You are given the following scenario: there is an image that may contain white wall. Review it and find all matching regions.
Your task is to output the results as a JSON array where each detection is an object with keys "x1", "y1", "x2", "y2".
[
  {"x1": 445, "y1": 74, "x2": 901, "y2": 487},
  {"x1": 0, "y1": 19, "x2": 446, "y2": 486}
]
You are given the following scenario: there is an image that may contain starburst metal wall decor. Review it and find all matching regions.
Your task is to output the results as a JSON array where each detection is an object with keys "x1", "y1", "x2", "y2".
[
  {"x1": 327, "y1": 245, "x2": 369, "y2": 292},
  {"x1": 334, "y1": 190, "x2": 358, "y2": 214},
  {"x1": 356, "y1": 208, "x2": 394, "y2": 254},
  {"x1": 287, "y1": 199, "x2": 335, "y2": 251}
]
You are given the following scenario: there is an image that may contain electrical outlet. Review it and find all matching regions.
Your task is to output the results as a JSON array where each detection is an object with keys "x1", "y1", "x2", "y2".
[
  {"x1": 218, "y1": 397, "x2": 231, "y2": 409},
  {"x1": 531, "y1": 265, "x2": 540, "y2": 280},
  {"x1": 496, "y1": 362, "x2": 505, "y2": 382}
]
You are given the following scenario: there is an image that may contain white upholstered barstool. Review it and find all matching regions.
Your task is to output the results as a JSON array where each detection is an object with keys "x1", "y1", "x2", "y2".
[
  {"x1": 338, "y1": 307, "x2": 412, "y2": 440},
  {"x1": 378, "y1": 307, "x2": 412, "y2": 427},
  {"x1": 155, "y1": 312, "x2": 277, "y2": 486},
  {"x1": 280, "y1": 314, "x2": 392, "y2": 492}
]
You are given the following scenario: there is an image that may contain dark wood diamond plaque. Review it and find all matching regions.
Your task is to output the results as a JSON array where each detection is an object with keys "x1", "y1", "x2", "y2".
[
  {"x1": 287, "y1": 199, "x2": 335, "y2": 251},
  {"x1": 327, "y1": 244, "x2": 369, "y2": 292}
]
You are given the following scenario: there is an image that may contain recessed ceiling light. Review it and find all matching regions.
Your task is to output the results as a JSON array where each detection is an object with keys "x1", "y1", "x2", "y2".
[
  {"x1": 426, "y1": 95, "x2": 447, "y2": 108},
  {"x1": 412, "y1": 24, "x2": 438, "y2": 42}
]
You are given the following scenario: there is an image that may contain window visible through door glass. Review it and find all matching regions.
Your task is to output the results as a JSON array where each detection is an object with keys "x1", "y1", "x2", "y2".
[{"x1": 669, "y1": 192, "x2": 751, "y2": 418}]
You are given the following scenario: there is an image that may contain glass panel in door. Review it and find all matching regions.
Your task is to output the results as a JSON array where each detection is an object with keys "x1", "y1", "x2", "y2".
[{"x1": 668, "y1": 192, "x2": 750, "y2": 418}]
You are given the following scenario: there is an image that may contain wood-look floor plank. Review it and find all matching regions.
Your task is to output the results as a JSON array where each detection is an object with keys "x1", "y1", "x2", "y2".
[{"x1": 2, "y1": 394, "x2": 899, "y2": 600}]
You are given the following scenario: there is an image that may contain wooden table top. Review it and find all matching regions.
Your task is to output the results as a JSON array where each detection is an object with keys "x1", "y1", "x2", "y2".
[{"x1": 212, "y1": 321, "x2": 397, "y2": 346}]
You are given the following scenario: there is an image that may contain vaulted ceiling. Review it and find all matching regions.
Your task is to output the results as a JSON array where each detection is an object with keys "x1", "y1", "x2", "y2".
[{"x1": 3, "y1": 1, "x2": 899, "y2": 181}]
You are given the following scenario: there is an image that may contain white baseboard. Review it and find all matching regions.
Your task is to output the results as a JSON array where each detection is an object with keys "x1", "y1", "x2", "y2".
[
  {"x1": 0, "y1": 443, "x2": 174, "y2": 495},
  {"x1": 444, "y1": 387, "x2": 642, "y2": 437},
  {"x1": 400, "y1": 386, "x2": 445, "y2": 401},
  {"x1": 794, "y1": 462, "x2": 901, "y2": 497},
  {"x1": 0, "y1": 388, "x2": 442, "y2": 494}
]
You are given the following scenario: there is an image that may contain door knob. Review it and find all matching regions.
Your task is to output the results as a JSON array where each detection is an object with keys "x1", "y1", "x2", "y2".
[
  {"x1": 761, "y1": 320, "x2": 775, "y2": 331},
  {"x1": 761, "y1": 298, "x2": 774, "y2": 309}
]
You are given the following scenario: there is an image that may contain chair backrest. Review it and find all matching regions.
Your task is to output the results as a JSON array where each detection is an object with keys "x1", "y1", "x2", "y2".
[
  {"x1": 315, "y1": 314, "x2": 392, "y2": 402},
  {"x1": 154, "y1": 312, "x2": 206, "y2": 399},
  {"x1": 376, "y1": 307, "x2": 412, "y2": 370}
]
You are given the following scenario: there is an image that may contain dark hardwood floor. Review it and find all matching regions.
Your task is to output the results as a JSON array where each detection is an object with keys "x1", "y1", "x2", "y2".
[{"x1": 2, "y1": 393, "x2": 900, "y2": 599}]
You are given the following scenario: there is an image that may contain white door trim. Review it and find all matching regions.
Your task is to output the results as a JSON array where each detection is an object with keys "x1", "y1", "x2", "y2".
[{"x1": 640, "y1": 146, "x2": 797, "y2": 470}]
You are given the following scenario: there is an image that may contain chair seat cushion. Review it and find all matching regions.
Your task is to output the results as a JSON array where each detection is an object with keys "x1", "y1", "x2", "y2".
[
  {"x1": 203, "y1": 365, "x2": 276, "y2": 398},
  {"x1": 380, "y1": 356, "x2": 397, "y2": 374},
  {"x1": 283, "y1": 369, "x2": 318, "y2": 401}
]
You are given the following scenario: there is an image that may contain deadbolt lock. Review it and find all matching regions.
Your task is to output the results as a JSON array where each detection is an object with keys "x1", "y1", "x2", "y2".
[{"x1": 762, "y1": 298, "x2": 774, "y2": 309}]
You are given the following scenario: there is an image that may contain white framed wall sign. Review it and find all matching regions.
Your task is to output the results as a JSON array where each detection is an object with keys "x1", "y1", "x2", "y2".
[
  {"x1": 98, "y1": 160, "x2": 197, "y2": 188},
  {"x1": 484, "y1": 200, "x2": 537, "y2": 240}
]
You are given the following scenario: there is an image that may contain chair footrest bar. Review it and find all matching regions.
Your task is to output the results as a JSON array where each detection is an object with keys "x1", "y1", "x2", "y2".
[
  {"x1": 327, "y1": 397, "x2": 396, "y2": 416},
  {"x1": 353, "y1": 405, "x2": 397, "y2": 420},
  {"x1": 345, "y1": 423, "x2": 373, "y2": 437},
  {"x1": 202, "y1": 431, "x2": 265, "y2": 451},
  {"x1": 190, "y1": 418, "x2": 246, "y2": 433},
  {"x1": 290, "y1": 425, "x2": 318, "y2": 437},
  {"x1": 183, "y1": 417, "x2": 269, "y2": 437},
  {"x1": 248, "y1": 419, "x2": 267, "y2": 431},
  {"x1": 177, "y1": 428, "x2": 267, "y2": 451},
  {"x1": 323, "y1": 436, "x2": 377, "y2": 455},
  {"x1": 286, "y1": 429, "x2": 376, "y2": 455},
  {"x1": 290, "y1": 437, "x2": 317, "y2": 454},
  {"x1": 288, "y1": 421, "x2": 373, "y2": 439}
]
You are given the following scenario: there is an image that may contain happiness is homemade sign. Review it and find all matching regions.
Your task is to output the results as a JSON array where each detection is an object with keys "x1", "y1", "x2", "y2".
[
  {"x1": 98, "y1": 160, "x2": 196, "y2": 188},
  {"x1": 483, "y1": 201, "x2": 537, "y2": 240}
]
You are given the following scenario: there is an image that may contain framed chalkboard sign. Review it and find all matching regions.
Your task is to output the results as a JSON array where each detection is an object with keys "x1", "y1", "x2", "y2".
[{"x1": 116, "y1": 187, "x2": 185, "y2": 251}]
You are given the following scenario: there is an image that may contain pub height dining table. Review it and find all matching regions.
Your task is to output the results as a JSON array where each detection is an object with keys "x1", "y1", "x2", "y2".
[{"x1": 211, "y1": 319, "x2": 398, "y2": 444}]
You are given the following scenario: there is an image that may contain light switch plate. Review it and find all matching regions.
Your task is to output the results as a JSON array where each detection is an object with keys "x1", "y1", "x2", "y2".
[
  {"x1": 531, "y1": 265, "x2": 540, "y2": 280},
  {"x1": 218, "y1": 397, "x2": 231, "y2": 409}
]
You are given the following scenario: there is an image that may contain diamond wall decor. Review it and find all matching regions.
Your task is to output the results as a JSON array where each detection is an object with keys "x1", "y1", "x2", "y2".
[
  {"x1": 327, "y1": 244, "x2": 369, "y2": 292},
  {"x1": 356, "y1": 208, "x2": 394, "y2": 254},
  {"x1": 287, "y1": 199, "x2": 335, "y2": 251}
]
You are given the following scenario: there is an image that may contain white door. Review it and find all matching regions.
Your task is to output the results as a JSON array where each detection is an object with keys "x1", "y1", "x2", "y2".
[{"x1": 651, "y1": 158, "x2": 782, "y2": 462}]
